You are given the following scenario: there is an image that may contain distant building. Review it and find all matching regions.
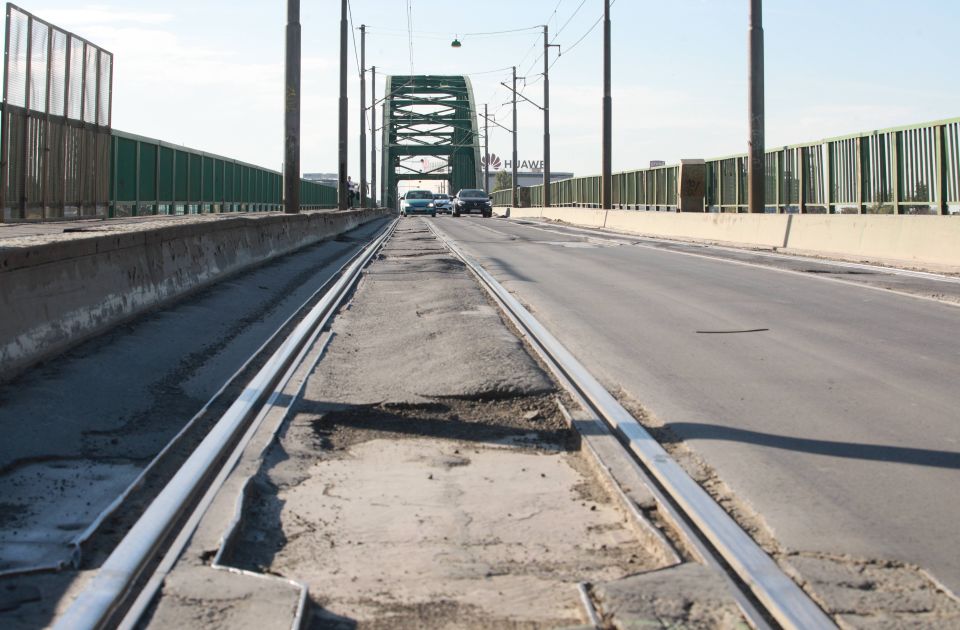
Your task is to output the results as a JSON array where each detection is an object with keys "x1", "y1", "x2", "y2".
[
  {"x1": 303, "y1": 172, "x2": 338, "y2": 188},
  {"x1": 486, "y1": 170, "x2": 574, "y2": 193}
]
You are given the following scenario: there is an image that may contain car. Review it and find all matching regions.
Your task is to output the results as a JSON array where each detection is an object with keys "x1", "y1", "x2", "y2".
[
  {"x1": 452, "y1": 189, "x2": 493, "y2": 218},
  {"x1": 400, "y1": 189, "x2": 436, "y2": 217},
  {"x1": 433, "y1": 193, "x2": 452, "y2": 214}
]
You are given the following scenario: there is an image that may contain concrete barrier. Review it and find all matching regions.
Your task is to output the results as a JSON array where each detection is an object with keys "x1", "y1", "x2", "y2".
[
  {"x1": 783, "y1": 214, "x2": 960, "y2": 270},
  {"x1": 0, "y1": 208, "x2": 391, "y2": 382},
  {"x1": 500, "y1": 206, "x2": 960, "y2": 271}
]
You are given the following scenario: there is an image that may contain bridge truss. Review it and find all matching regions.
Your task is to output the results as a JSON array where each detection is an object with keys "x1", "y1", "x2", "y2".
[{"x1": 380, "y1": 75, "x2": 482, "y2": 208}]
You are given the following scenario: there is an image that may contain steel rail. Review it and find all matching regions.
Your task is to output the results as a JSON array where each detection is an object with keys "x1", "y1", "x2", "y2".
[
  {"x1": 54, "y1": 217, "x2": 399, "y2": 630},
  {"x1": 427, "y1": 220, "x2": 834, "y2": 630}
]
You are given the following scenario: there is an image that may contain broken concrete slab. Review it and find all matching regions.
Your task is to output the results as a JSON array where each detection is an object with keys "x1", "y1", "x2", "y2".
[{"x1": 592, "y1": 562, "x2": 746, "y2": 629}]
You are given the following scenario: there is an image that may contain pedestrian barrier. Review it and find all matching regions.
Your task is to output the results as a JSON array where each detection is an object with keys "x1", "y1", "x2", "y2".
[
  {"x1": 492, "y1": 117, "x2": 960, "y2": 216},
  {"x1": 109, "y1": 130, "x2": 339, "y2": 218}
]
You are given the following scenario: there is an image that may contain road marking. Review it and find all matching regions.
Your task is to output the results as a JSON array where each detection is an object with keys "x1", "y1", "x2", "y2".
[
  {"x1": 468, "y1": 218, "x2": 960, "y2": 310},
  {"x1": 508, "y1": 218, "x2": 960, "y2": 284}
]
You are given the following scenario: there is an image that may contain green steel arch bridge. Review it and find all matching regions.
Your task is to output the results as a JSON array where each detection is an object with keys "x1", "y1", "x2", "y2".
[{"x1": 380, "y1": 75, "x2": 483, "y2": 209}]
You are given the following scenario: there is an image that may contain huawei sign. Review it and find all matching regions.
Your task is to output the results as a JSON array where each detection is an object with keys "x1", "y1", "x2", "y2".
[{"x1": 482, "y1": 153, "x2": 502, "y2": 170}]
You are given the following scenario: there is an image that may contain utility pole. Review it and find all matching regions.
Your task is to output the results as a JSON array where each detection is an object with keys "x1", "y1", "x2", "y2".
[
  {"x1": 338, "y1": 0, "x2": 348, "y2": 210},
  {"x1": 283, "y1": 0, "x2": 300, "y2": 214},
  {"x1": 483, "y1": 103, "x2": 490, "y2": 193},
  {"x1": 512, "y1": 66, "x2": 518, "y2": 207},
  {"x1": 601, "y1": 0, "x2": 612, "y2": 210},
  {"x1": 359, "y1": 25, "x2": 366, "y2": 208},
  {"x1": 371, "y1": 66, "x2": 377, "y2": 207},
  {"x1": 542, "y1": 25, "x2": 551, "y2": 209},
  {"x1": 748, "y1": 0, "x2": 765, "y2": 213}
]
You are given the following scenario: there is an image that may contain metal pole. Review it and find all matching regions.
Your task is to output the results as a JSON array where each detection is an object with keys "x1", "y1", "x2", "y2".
[
  {"x1": 484, "y1": 103, "x2": 490, "y2": 193},
  {"x1": 283, "y1": 0, "x2": 301, "y2": 214},
  {"x1": 601, "y1": 0, "x2": 612, "y2": 210},
  {"x1": 543, "y1": 25, "x2": 551, "y2": 209},
  {"x1": 748, "y1": 0, "x2": 765, "y2": 213},
  {"x1": 338, "y1": 0, "x2": 349, "y2": 210},
  {"x1": 0, "y1": 6, "x2": 10, "y2": 220},
  {"x1": 359, "y1": 24, "x2": 367, "y2": 208},
  {"x1": 371, "y1": 65, "x2": 377, "y2": 207},
  {"x1": 512, "y1": 66, "x2": 518, "y2": 207}
]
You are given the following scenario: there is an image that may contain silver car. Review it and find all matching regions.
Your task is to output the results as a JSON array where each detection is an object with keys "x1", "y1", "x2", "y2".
[{"x1": 433, "y1": 193, "x2": 452, "y2": 214}]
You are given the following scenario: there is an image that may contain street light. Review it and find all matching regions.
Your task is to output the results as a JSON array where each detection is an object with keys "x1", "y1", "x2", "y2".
[{"x1": 450, "y1": 37, "x2": 462, "y2": 48}]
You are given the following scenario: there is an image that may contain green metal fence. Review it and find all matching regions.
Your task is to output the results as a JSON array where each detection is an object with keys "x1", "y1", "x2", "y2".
[
  {"x1": 493, "y1": 117, "x2": 960, "y2": 215},
  {"x1": 110, "y1": 130, "x2": 338, "y2": 217}
]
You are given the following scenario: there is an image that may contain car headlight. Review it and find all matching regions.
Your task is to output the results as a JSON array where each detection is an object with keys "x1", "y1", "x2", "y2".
[{"x1": 428, "y1": 202, "x2": 434, "y2": 207}]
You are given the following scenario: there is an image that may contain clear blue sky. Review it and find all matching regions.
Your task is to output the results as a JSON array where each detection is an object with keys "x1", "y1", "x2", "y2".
[{"x1": 29, "y1": 1, "x2": 960, "y2": 178}]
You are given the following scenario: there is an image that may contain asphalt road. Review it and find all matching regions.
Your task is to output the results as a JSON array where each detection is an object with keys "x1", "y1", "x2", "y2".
[{"x1": 431, "y1": 215, "x2": 960, "y2": 594}]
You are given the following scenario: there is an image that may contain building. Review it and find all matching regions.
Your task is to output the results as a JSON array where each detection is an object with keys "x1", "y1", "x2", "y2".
[{"x1": 486, "y1": 170, "x2": 574, "y2": 193}]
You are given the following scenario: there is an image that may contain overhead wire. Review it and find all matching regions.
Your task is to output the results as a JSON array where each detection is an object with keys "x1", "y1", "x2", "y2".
[
  {"x1": 406, "y1": 0, "x2": 414, "y2": 74},
  {"x1": 347, "y1": 0, "x2": 371, "y2": 134}
]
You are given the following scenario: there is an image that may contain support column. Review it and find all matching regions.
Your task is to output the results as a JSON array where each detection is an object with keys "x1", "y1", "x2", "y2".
[
  {"x1": 484, "y1": 103, "x2": 490, "y2": 194},
  {"x1": 283, "y1": 0, "x2": 301, "y2": 214},
  {"x1": 511, "y1": 66, "x2": 518, "y2": 207},
  {"x1": 747, "y1": 0, "x2": 765, "y2": 213},
  {"x1": 338, "y1": 0, "x2": 348, "y2": 210},
  {"x1": 601, "y1": 0, "x2": 612, "y2": 210},
  {"x1": 359, "y1": 25, "x2": 366, "y2": 208},
  {"x1": 371, "y1": 66, "x2": 377, "y2": 207},
  {"x1": 543, "y1": 26, "x2": 551, "y2": 209}
]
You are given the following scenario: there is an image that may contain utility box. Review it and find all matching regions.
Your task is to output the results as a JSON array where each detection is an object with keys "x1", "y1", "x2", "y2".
[
  {"x1": 518, "y1": 187, "x2": 532, "y2": 208},
  {"x1": 677, "y1": 159, "x2": 706, "y2": 212}
]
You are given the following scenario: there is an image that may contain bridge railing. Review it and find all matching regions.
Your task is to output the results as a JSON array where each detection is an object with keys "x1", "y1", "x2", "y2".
[
  {"x1": 110, "y1": 130, "x2": 339, "y2": 217},
  {"x1": 496, "y1": 117, "x2": 960, "y2": 215}
]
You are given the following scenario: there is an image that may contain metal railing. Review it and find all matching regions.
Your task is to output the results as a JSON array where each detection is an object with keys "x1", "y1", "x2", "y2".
[
  {"x1": 110, "y1": 130, "x2": 338, "y2": 217},
  {"x1": 493, "y1": 117, "x2": 960, "y2": 215},
  {"x1": 1, "y1": 3, "x2": 113, "y2": 221}
]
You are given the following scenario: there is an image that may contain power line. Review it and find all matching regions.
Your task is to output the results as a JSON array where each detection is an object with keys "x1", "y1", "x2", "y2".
[
  {"x1": 462, "y1": 25, "x2": 542, "y2": 36},
  {"x1": 347, "y1": 1, "x2": 368, "y2": 130},
  {"x1": 553, "y1": 0, "x2": 588, "y2": 42},
  {"x1": 406, "y1": 0, "x2": 414, "y2": 74},
  {"x1": 559, "y1": 0, "x2": 617, "y2": 58}
]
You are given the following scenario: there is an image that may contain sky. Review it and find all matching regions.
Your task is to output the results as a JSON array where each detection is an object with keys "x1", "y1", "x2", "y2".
[{"x1": 26, "y1": 0, "x2": 960, "y2": 181}]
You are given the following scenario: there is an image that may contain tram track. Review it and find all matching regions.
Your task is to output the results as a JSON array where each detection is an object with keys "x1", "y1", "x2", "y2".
[
  {"x1": 53, "y1": 218, "x2": 399, "y2": 629},
  {"x1": 52, "y1": 215, "x2": 836, "y2": 628},
  {"x1": 426, "y1": 219, "x2": 834, "y2": 630}
]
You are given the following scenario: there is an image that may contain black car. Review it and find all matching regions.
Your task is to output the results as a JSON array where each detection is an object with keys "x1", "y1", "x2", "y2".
[{"x1": 452, "y1": 189, "x2": 493, "y2": 218}]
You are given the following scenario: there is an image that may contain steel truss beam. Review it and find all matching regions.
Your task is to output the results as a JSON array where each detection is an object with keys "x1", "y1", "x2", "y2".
[{"x1": 381, "y1": 75, "x2": 481, "y2": 207}]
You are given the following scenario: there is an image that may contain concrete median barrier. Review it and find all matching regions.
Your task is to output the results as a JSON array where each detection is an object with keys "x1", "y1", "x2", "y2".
[
  {"x1": 0, "y1": 209, "x2": 391, "y2": 382},
  {"x1": 500, "y1": 206, "x2": 960, "y2": 271},
  {"x1": 783, "y1": 214, "x2": 960, "y2": 270}
]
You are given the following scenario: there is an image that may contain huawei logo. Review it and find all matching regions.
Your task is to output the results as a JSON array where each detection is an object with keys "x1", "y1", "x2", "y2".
[{"x1": 482, "y1": 153, "x2": 502, "y2": 170}]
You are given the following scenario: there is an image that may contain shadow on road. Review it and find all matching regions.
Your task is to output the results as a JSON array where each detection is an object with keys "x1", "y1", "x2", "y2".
[{"x1": 665, "y1": 422, "x2": 960, "y2": 469}]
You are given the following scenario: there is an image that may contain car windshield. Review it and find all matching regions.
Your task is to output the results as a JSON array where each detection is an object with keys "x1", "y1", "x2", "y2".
[
  {"x1": 459, "y1": 190, "x2": 487, "y2": 199},
  {"x1": 434, "y1": 194, "x2": 449, "y2": 200},
  {"x1": 405, "y1": 190, "x2": 433, "y2": 200}
]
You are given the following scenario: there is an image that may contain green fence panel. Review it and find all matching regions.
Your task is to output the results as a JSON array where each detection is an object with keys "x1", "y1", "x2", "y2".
[
  {"x1": 174, "y1": 150, "x2": 188, "y2": 202},
  {"x1": 115, "y1": 136, "x2": 137, "y2": 203}
]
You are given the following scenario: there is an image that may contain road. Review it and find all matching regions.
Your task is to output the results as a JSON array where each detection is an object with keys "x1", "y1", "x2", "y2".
[{"x1": 432, "y1": 215, "x2": 960, "y2": 595}]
